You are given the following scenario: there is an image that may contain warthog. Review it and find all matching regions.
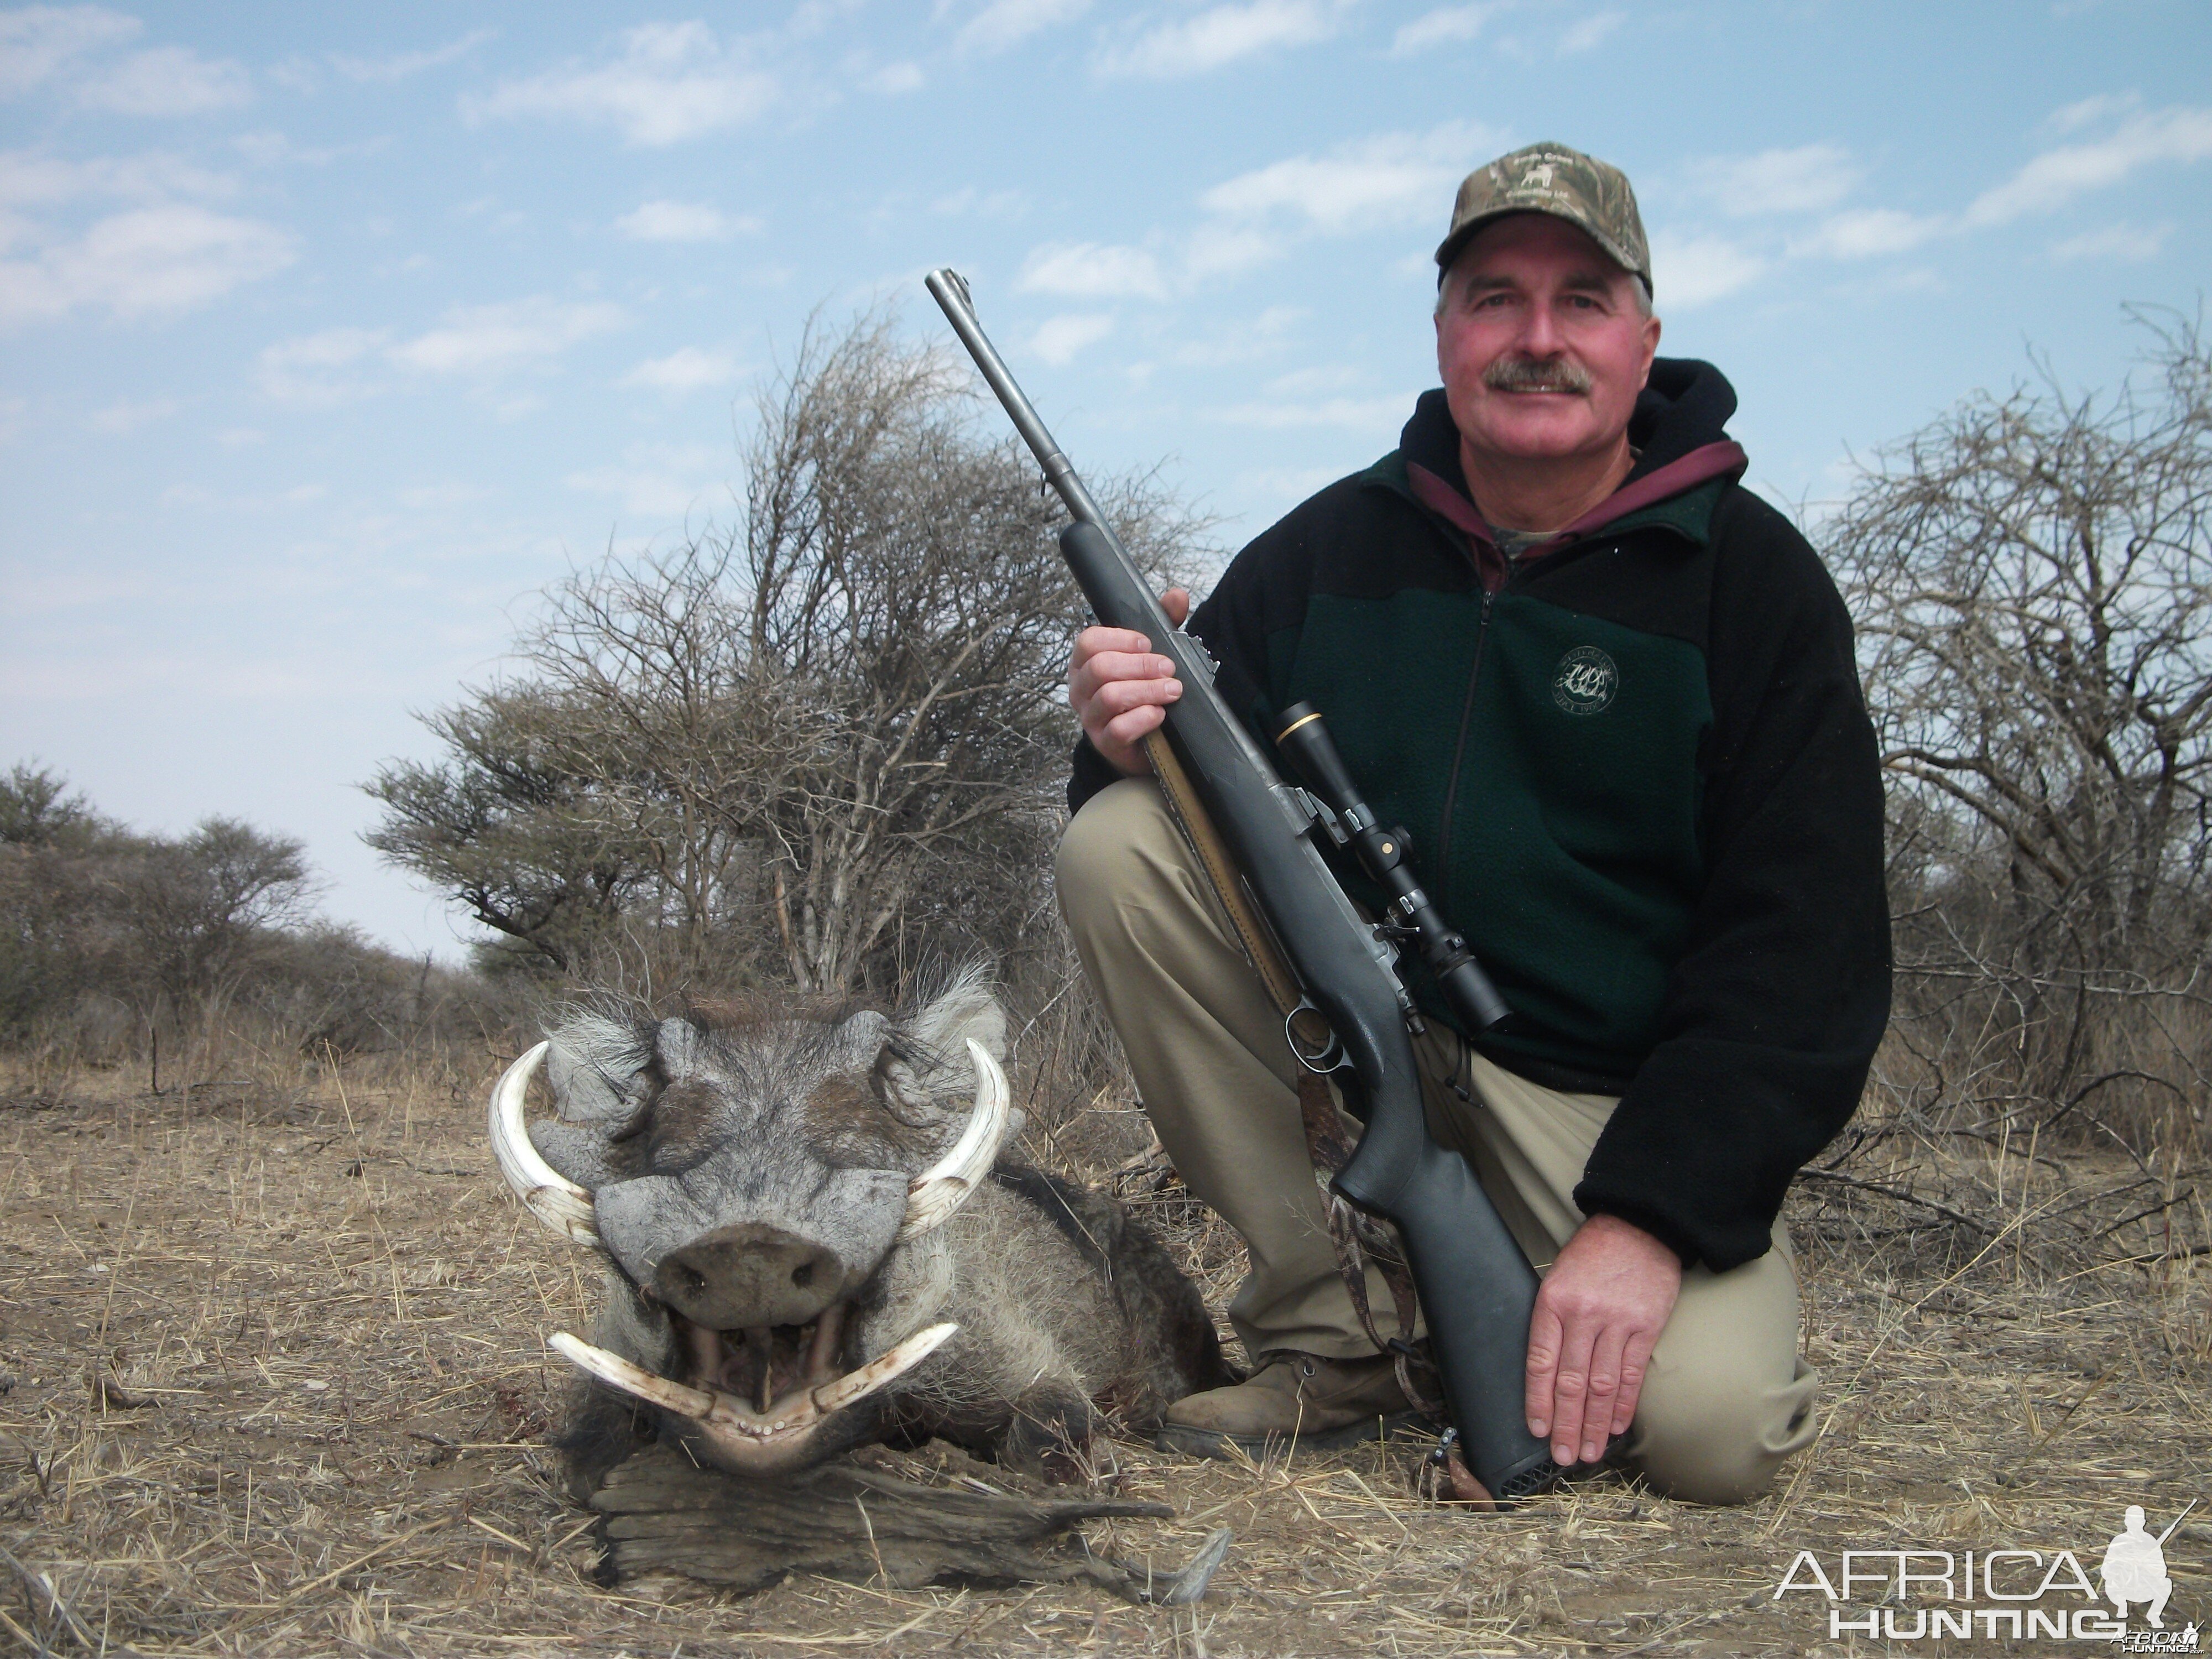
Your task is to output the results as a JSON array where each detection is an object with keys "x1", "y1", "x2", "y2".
[{"x1": 489, "y1": 973, "x2": 1232, "y2": 1489}]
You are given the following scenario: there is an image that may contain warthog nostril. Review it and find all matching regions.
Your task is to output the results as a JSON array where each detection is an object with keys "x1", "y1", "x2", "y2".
[{"x1": 654, "y1": 1222, "x2": 843, "y2": 1329}]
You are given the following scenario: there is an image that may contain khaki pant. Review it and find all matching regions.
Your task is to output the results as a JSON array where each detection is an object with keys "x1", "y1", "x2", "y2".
[{"x1": 1057, "y1": 778, "x2": 1818, "y2": 1504}]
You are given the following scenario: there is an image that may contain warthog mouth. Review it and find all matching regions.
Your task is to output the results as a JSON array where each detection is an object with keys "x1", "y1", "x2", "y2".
[
  {"x1": 490, "y1": 1036, "x2": 1007, "y2": 1478},
  {"x1": 549, "y1": 1316, "x2": 955, "y2": 1477}
]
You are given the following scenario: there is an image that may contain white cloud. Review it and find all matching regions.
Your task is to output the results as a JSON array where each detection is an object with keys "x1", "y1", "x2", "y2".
[
  {"x1": 1183, "y1": 220, "x2": 1282, "y2": 280},
  {"x1": 0, "y1": 147, "x2": 237, "y2": 206},
  {"x1": 1693, "y1": 143, "x2": 1860, "y2": 217},
  {"x1": 1966, "y1": 103, "x2": 2212, "y2": 226},
  {"x1": 1788, "y1": 207, "x2": 1945, "y2": 260},
  {"x1": 256, "y1": 326, "x2": 389, "y2": 405},
  {"x1": 567, "y1": 441, "x2": 726, "y2": 518},
  {"x1": 328, "y1": 29, "x2": 496, "y2": 83},
  {"x1": 1390, "y1": 4, "x2": 1501, "y2": 54},
  {"x1": 1098, "y1": 0, "x2": 1338, "y2": 79},
  {"x1": 0, "y1": 4, "x2": 138, "y2": 96},
  {"x1": 622, "y1": 345, "x2": 742, "y2": 392},
  {"x1": 957, "y1": 0, "x2": 1092, "y2": 53},
  {"x1": 1557, "y1": 10, "x2": 1623, "y2": 53},
  {"x1": 2045, "y1": 91, "x2": 2137, "y2": 135},
  {"x1": 615, "y1": 199, "x2": 759, "y2": 242},
  {"x1": 1028, "y1": 312, "x2": 1114, "y2": 364},
  {"x1": 1213, "y1": 393, "x2": 1412, "y2": 429},
  {"x1": 259, "y1": 300, "x2": 625, "y2": 405},
  {"x1": 1016, "y1": 240, "x2": 1167, "y2": 300},
  {"x1": 1200, "y1": 121, "x2": 1498, "y2": 236},
  {"x1": 388, "y1": 296, "x2": 627, "y2": 377},
  {"x1": 87, "y1": 394, "x2": 176, "y2": 432},
  {"x1": 78, "y1": 45, "x2": 250, "y2": 114},
  {"x1": 2049, "y1": 220, "x2": 2172, "y2": 262},
  {"x1": 868, "y1": 61, "x2": 925, "y2": 92},
  {"x1": 466, "y1": 22, "x2": 776, "y2": 147},
  {"x1": 0, "y1": 202, "x2": 293, "y2": 325},
  {"x1": 1646, "y1": 229, "x2": 1764, "y2": 310}
]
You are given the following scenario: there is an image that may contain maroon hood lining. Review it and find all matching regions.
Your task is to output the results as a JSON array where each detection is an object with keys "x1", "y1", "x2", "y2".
[{"x1": 1406, "y1": 439, "x2": 1749, "y2": 557}]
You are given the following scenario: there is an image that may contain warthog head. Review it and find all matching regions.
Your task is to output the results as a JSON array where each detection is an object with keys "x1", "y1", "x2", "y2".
[{"x1": 489, "y1": 974, "x2": 1010, "y2": 1476}]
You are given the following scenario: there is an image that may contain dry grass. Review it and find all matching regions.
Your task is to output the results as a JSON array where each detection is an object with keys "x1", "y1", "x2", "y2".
[{"x1": 2, "y1": 1048, "x2": 2207, "y2": 1658}]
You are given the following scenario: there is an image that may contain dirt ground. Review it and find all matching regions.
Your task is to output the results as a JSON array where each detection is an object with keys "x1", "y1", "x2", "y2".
[{"x1": 2, "y1": 1056, "x2": 2206, "y2": 1657}]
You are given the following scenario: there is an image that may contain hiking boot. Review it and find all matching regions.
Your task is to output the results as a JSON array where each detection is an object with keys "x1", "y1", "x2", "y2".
[{"x1": 1156, "y1": 1351, "x2": 1418, "y2": 1460}]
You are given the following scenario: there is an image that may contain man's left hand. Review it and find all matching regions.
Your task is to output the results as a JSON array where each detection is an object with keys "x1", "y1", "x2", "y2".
[{"x1": 1524, "y1": 1213, "x2": 1681, "y2": 1467}]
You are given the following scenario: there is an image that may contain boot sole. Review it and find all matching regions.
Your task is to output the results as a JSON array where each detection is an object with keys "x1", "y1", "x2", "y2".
[{"x1": 1155, "y1": 1411, "x2": 1422, "y2": 1462}]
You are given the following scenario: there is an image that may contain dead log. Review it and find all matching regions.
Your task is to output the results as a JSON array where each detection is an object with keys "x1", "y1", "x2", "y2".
[{"x1": 589, "y1": 1443, "x2": 1228, "y2": 1603}]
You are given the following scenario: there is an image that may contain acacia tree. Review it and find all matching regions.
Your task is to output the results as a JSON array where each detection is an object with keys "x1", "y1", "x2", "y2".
[
  {"x1": 369, "y1": 309, "x2": 1202, "y2": 994},
  {"x1": 1832, "y1": 313, "x2": 2212, "y2": 1127}
]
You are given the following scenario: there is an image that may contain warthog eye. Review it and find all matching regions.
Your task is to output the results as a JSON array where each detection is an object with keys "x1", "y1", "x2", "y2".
[
  {"x1": 790, "y1": 1261, "x2": 816, "y2": 1288},
  {"x1": 678, "y1": 1265, "x2": 708, "y2": 1295}
]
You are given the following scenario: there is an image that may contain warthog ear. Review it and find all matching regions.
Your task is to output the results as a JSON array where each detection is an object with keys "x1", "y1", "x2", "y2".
[
  {"x1": 905, "y1": 965, "x2": 1006, "y2": 1068},
  {"x1": 546, "y1": 1014, "x2": 653, "y2": 1126},
  {"x1": 872, "y1": 967, "x2": 1006, "y2": 1128}
]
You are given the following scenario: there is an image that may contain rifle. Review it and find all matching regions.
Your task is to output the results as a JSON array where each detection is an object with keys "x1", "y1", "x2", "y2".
[{"x1": 926, "y1": 268, "x2": 1562, "y2": 1503}]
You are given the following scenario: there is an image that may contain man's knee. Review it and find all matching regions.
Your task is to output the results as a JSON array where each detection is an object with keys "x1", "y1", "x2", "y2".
[
  {"x1": 1056, "y1": 778, "x2": 1171, "y2": 933},
  {"x1": 1630, "y1": 1354, "x2": 1817, "y2": 1505}
]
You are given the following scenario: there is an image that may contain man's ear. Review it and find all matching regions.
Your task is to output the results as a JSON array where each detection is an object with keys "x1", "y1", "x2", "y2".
[{"x1": 1637, "y1": 308, "x2": 1661, "y2": 385}]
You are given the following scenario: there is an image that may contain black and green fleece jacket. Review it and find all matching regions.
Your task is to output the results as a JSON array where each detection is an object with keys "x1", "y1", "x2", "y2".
[{"x1": 1069, "y1": 359, "x2": 1892, "y2": 1272}]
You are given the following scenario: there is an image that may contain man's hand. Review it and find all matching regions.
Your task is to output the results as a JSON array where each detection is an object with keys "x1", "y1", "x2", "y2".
[
  {"x1": 1525, "y1": 1212, "x2": 1681, "y2": 1467},
  {"x1": 1067, "y1": 587, "x2": 1191, "y2": 776}
]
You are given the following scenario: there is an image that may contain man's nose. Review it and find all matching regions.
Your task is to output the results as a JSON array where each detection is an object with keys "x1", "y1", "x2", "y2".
[{"x1": 1512, "y1": 301, "x2": 1565, "y2": 357}]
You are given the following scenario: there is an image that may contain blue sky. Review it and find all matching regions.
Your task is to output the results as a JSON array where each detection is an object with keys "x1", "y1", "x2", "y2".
[{"x1": 4, "y1": 1, "x2": 2208, "y2": 957}]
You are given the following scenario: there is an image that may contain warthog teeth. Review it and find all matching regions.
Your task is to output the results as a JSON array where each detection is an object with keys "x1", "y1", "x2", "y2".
[
  {"x1": 546, "y1": 1321, "x2": 958, "y2": 1457},
  {"x1": 894, "y1": 1039, "x2": 1011, "y2": 1243},
  {"x1": 488, "y1": 1043, "x2": 602, "y2": 1248}
]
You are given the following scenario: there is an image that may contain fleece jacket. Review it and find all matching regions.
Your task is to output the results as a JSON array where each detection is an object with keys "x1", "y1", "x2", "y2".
[{"x1": 1068, "y1": 359, "x2": 1892, "y2": 1272}]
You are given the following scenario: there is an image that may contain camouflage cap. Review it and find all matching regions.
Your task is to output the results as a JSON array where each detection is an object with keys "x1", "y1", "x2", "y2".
[{"x1": 1436, "y1": 140, "x2": 1652, "y2": 295}]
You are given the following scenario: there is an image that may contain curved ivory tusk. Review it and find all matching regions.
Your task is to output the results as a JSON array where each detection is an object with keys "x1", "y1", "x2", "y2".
[
  {"x1": 489, "y1": 1043, "x2": 601, "y2": 1248},
  {"x1": 810, "y1": 1320, "x2": 957, "y2": 1415},
  {"x1": 895, "y1": 1039, "x2": 1011, "y2": 1242}
]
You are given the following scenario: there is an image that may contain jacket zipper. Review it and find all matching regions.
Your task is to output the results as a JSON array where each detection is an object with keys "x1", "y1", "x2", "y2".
[{"x1": 1432, "y1": 583, "x2": 1495, "y2": 915}]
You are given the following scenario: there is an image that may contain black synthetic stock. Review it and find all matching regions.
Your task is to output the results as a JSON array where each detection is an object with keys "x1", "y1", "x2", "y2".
[{"x1": 923, "y1": 266, "x2": 1551, "y2": 1499}]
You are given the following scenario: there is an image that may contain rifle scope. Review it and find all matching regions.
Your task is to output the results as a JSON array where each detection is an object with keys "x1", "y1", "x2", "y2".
[{"x1": 1274, "y1": 702, "x2": 1512, "y2": 1034}]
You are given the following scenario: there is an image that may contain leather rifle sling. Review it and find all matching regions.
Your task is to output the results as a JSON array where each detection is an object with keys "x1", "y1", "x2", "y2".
[{"x1": 1139, "y1": 730, "x2": 1428, "y2": 1400}]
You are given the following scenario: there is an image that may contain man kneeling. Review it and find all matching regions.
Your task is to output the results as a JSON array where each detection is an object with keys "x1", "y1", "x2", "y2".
[{"x1": 1056, "y1": 142, "x2": 1890, "y2": 1506}]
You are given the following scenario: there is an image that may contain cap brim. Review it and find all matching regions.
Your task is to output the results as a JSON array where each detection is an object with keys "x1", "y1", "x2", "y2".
[{"x1": 1434, "y1": 206, "x2": 1650, "y2": 294}]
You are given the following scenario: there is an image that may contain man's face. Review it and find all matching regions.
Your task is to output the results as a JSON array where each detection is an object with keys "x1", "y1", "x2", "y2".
[{"x1": 1434, "y1": 213, "x2": 1660, "y2": 472}]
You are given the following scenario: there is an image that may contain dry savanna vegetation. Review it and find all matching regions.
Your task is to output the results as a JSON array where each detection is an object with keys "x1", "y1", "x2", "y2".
[{"x1": 3, "y1": 310, "x2": 2209, "y2": 1656}]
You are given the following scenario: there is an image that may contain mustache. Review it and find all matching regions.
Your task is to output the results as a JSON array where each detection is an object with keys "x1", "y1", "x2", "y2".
[{"x1": 1482, "y1": 355, "x2": 1593, "y2": 394}]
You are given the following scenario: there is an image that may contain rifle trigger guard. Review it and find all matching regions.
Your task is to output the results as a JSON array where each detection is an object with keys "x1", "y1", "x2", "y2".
[{"x1": 1285, "y1": 1000, "x2": 1344, "y2": 1074}]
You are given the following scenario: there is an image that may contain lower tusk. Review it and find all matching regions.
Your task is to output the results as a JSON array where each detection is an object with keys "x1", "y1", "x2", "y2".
[
  {"x1": 550, "y1": 1332, "x2": 718, "y2": 1420},
  {"x1": 811, "y1": 1322, "x2": 956, "y2": 1416},
  {"x1": 488, "y1": 1044, "x2": 601, "y2": 1248}
]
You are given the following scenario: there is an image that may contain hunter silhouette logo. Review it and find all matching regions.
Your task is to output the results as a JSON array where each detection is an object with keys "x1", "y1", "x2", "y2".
[
  {"x1": 1552, "y1": 645, "x2": 1618, "y2": 716},
  {"x1": 2104, "y1": 1502, "x2": 2194, "y2": 1632}
]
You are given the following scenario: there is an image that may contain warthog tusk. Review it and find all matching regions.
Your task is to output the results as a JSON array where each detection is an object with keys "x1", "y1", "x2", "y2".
[
  {"x1": 488, "y1": 1043, "x2": 601, "y2": 1248},
  {"x1": 895, "y1": 1039, "x2": 1010, "y2": 1243},
  {"x1": 547, "y1": 1322, "x2": 957, "y2": 1463}
]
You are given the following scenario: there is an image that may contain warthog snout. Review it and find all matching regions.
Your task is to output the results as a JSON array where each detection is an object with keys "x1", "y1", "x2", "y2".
[{"x1": 654, "y1": 1221, "x2": 847, "y2": 1331}]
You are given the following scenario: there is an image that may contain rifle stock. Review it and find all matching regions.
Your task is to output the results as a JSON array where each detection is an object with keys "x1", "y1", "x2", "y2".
[{"x1": 926, "y1": 268, "x2": 1557, "y2": 1503}]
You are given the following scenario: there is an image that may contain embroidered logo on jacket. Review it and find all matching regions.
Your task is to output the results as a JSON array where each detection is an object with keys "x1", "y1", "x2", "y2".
[{"x1": 1551, "y1": 645, "x2": 1618, "y2": 716}]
